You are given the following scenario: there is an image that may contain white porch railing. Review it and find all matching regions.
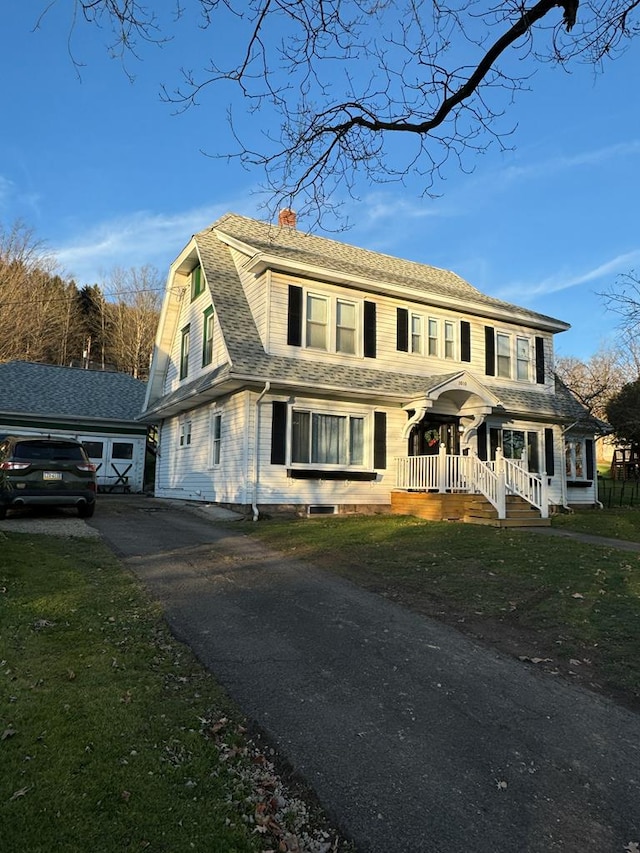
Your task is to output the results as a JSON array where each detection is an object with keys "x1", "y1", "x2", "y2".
[{"x1": 395, "y1": 445, "x2": 548, "y2": 520}]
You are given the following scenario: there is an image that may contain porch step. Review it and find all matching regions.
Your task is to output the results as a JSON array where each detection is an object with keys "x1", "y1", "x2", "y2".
[{"x1": 464, "y1": 495, "x2": 551, "y2": 528}]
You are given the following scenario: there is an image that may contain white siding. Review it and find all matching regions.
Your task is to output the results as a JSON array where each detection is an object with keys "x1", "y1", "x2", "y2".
[
  {"x1": 162, "y1": 285, "x2": 229, "y2": 396},
  {"x1": 154, "y1": 393, "x2": 250, "y2": 504},
  {"x1": 254, "y1": 395, "x2": 407, "y2": 508},
  {"x1": 267, "y1": 273, "x2": 556, "y2": 395}
]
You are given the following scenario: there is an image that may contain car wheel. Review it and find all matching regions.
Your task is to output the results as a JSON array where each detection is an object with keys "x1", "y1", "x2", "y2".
[{"x1": 78, "y1": 503, "x2": 95, "y2": 519}]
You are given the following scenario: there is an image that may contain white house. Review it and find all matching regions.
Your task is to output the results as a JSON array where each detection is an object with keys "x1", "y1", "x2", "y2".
[{"x1": 141, "y1": 212, "x2": 605, "y2": 523}]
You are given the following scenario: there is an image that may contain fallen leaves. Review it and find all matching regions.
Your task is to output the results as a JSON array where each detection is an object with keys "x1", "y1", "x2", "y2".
[{"x1": 9, "y1": 786, "x2": 30, "y2": 801}]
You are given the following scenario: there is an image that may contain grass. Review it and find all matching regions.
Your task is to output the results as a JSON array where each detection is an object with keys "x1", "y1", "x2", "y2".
[
  {"x1": 553, "y1": 505, "x2": 640, "y2": 542},
  {"x1": 242, "y1": 514, "x2": 640, "y2": 707},
  {"x1": 0, "y1": 532, "x2": 343, "y2": 853}
]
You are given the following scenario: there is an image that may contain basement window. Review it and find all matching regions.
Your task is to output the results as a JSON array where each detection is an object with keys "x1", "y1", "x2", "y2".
[{"x1": 308, "y1": 505, "x2": 337, "y2": 516}]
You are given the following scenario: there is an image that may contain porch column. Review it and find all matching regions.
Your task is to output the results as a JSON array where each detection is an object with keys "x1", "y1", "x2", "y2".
[
  {"x1": 540, "y1": 470, "x2": 549, "y2": 519},
  {"x1": 438, "y1": 442, "x2": 447, "y2": 493},
  {"x1": 495, "y1": 447, "x2": 506, "y2": 519}
]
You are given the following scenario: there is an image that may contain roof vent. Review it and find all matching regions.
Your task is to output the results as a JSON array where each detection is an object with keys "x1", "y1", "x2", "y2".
[{"x1": 278, "y1": 208, "x2": 297, "y2": 228}]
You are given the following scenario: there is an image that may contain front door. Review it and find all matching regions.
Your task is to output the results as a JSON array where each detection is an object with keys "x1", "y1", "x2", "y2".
[{"x1": 408, "y1": 417, "x2": 461, "y2": 456}]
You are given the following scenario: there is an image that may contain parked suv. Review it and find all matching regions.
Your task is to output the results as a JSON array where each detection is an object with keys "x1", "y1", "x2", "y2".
[{"x1": 0, "y1": 436, "x2": 97, "y2": 520}]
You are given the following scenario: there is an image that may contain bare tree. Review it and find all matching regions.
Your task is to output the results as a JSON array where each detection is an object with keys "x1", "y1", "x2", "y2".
[
  {"x1": 101, "y1": 265, "x2": 162, "y2": 378},
  {"x1": 0, "y1": 221, "x2": 82, "y2": 365},
  {"x1": 556, "y1": 346, "x2": 636, "y2": 420},
  {"x1": 42, "y1": 0, "x2": 640, "y2": 222}
]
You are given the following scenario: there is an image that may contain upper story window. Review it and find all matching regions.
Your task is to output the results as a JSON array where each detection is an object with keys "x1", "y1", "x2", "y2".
[
  {"x1": 516, "y1": 336, "x2": 531, "y2": 381},
  {"x1": 486, "y1": 327, "x2": 534, "y2": 382},
  {"x1": 306, "y1": 294, "x2": 329, "y2": 350},
  {"x1": 190, "y1": 265, "x2": 204, "y2": 301},
  {"x1": 180, "y1": 324, "x2": 190, "y2": 380},
  {"x1": 496, "y1": 333, "x2": 511, "y2": 378},
  {"x1": 427, "y1": 318, "x2": 438, "y2": 356},
  {"x1": 336, "y1": 299, "x2": 357, "y2": 354},
  {"x1": 202, "y1": 306, "x2": 215, "y2": 367},
  {"x1": 444, "y1": 321, "x2": 455, "y2": 360},
  {"x1": 288, "y1": 285, "x2": 376, "y2": 359},
  {"x1": 398, "y1": 308, "x2": 460, "y2": 361}
]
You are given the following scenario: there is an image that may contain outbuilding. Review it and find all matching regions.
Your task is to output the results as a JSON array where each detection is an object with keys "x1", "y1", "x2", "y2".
[{"x1": 0, "y1": 360, "x2": 149, "y2": 493}]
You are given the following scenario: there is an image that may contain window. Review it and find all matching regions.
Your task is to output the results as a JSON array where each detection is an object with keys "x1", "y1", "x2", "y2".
[
  {"x1": 211, "y1": 413, "x2": 222, "y2": 466},
  {"x1": 516, "y1": 337, "x2": 530, "y2": 381},
  {"x1": 444, "y1": 321, "x2": 455, "y2": 360},
  {"x1": 411, "y1": 314, "x2": 423, "y2": 354},
  {"x1": 180, "y1": 325, "x2": 190, "y2": 379},
  {"x1": 565, "y1": 439, "x2": 585, "y2": 479},
  {"x1": 336, "y1": 299, "x2": 356, "y2": 354},
  {"x1": 496, "y1": 333, "x2": 511, "y2": 378},
  {"x1": 427, "y1": 318, "x2": 438, "y2": 356},
  {"x1": 291, "y1": 410, "x2": 365, "y2": 467},
  {"x1": 179, "y1": 419, "x2": 192, "y2": 448},
  {"x1": 190, "y1": 265, "x2": 204, "y2": 301},
  {"x1": 502, "y1": 429, "x2": 526, "y2": 461},
  {"x1": 112, "y1": 442, "x2": 133, "y2": 460},
  {"x1": 202, "y1": 307, "x2": 215, "y2": 366},
  {"x1": 82, "y1": 441, "x2": 104, "y2": 459},
  {"x1": 491, "y1": 429, "x2": 540, "y2": 472},
  {"x1": 306, "y1": 294, "x2": 328, "y2": 349}
]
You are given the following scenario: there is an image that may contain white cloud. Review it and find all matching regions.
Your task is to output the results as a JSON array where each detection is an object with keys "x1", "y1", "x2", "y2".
[
  {"x1": 53, "y1": 201, "x2": 250, "y2": 284},
  {"x1": 495, "y1": 249, "x2": 640, "y2": 300}
]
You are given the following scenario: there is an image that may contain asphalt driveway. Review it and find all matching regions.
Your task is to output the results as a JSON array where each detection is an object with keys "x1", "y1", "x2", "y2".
[{"x1": 90, "y1": 497, "x2": 640, "y2": 853}]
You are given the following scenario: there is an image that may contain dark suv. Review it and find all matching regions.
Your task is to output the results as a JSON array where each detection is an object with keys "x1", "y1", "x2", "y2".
[{"x1": 0, "y1": 436, "x2": 97, "y2": 520}]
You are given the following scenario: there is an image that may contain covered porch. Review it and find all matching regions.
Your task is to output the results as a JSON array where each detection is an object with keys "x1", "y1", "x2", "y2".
[{"x1": 393, "y1": 444, "x2": 550, "y2": 526}]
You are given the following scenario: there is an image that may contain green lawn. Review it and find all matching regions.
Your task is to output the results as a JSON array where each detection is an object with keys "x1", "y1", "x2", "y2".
[
  {"x1": 0, "y1": 532, "x2": 344, "y2": 853},
  {"x1": 243, "y1": 514, "x2": 640, "y2": 707},
  {"x1": 552, "y1": 505, "x2": 640, "y2": 542}
]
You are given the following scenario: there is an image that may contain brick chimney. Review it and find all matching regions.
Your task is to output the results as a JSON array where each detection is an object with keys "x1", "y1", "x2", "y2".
[{"x1": 278, "y1": 208, "x2": 297, "y2": 228}]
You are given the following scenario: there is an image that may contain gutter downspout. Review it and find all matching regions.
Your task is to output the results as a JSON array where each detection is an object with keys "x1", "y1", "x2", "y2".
[{"x1": 252, "y1": 382, "x2": 271, "y2": 521}]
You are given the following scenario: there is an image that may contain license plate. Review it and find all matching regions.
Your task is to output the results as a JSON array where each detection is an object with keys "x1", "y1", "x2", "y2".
[{"x1": 43, "y1": 471, "x2": 62, "y2": 481}]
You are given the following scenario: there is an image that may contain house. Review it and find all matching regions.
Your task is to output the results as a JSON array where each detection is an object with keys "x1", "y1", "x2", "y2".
[
  {"x1": 0, "y1": 361, "x2": 149, "y2": 493},
  {"x1": 141, "y1": 211, "x2": 605, "y2": 522}
]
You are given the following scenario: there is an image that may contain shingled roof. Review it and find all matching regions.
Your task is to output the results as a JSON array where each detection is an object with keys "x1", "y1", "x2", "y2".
[
  {"x1": 0, "y1": 361, "x2": 147, "y2": 424},
  {"x1": 144, "y1": 212, "x2": 588, "y2": 426}
]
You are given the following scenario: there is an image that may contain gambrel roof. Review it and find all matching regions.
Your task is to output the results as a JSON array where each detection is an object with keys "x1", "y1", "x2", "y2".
[
  {"x1": 0, "y1": 361, "x2": 147, "y2": 426},
  {"x1": 144, "y1": 213, "x2": 588, "y2": 426}
]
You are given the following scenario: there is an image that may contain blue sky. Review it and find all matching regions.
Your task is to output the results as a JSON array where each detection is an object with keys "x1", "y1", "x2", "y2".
[{"x1": 2, "y1": 3, "x2": 639, "y2": 361}]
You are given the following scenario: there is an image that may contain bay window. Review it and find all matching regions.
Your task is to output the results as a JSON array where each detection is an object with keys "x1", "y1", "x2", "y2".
[{"x1": 565, "y1": 439, "x2": 584, "y2": 479}]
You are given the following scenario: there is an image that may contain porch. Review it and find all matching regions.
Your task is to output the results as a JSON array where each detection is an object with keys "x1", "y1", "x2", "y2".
[{"x1": 392, "y1": 446, "x2": 551, "y2": 527}]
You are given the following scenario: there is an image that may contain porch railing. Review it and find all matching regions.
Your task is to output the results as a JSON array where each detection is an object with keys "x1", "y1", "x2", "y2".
[{"x1": 395, "y1": 445, "x2": 547, "y2": 519}]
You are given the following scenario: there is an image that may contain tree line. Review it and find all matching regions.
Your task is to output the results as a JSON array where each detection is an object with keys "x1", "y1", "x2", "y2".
[{"x1": 0, "y1": 222, "x2": 161, "y2": 379}]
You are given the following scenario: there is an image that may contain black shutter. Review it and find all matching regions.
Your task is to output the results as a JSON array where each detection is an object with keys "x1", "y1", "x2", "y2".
[
  {"x1": 460, "y1": 321, "x2": 471, "y2": 363},
  {"x1": 485, "y1": 326, "x2": 495, "y2": 376},
  {"x1": 586, "y1": 439, "x2": 595, "y2": 480},
  {"x1": 397, "y1": 308, "x2": 409, "y2": 352},
  {"x1": 544, "y1": 428, "x2": 555, "y2": 476},
  {"x1": 287, "y1": 285, "x2": 303, "y2": 347},
  {"x1": 476, "y1": 421, "x2": 487, "y2": 460},
  {"x1": 527, "y1": 431, "x2": 540, "y2": 473},
  {"x1": 535, "y1": 337, "x2": 545, "y2": 385},
  {"x1": 270, "y1": 401, "x2": 287, "y2": 464},
  {"x1": 364, "y1": 301, "x2": 377, "y2": 358},
  {"x1": 374, "y1": 411, "x2": 387, "y2": 469}
]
